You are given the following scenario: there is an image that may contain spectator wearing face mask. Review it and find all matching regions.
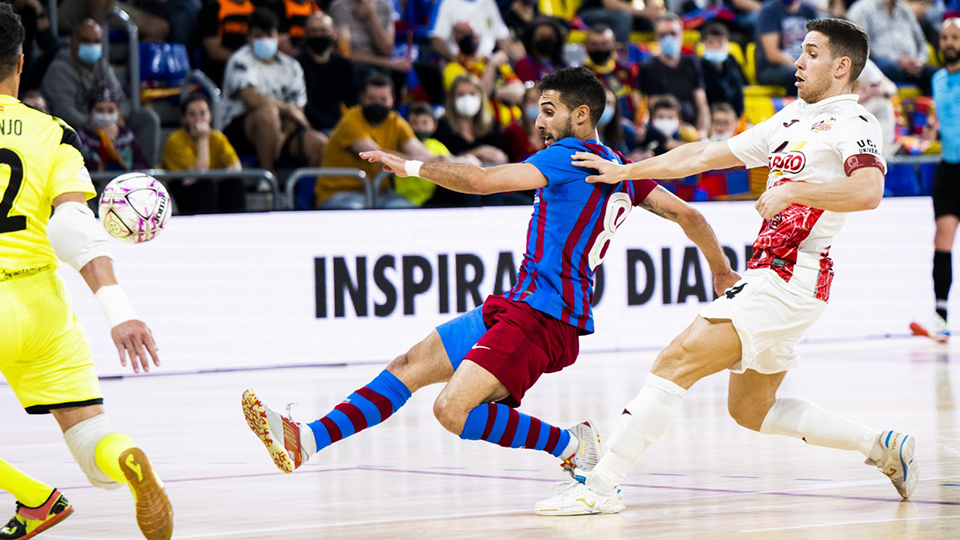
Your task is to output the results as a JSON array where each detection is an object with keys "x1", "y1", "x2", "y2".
[
  {"x1": 42, "y1": 19, "x2": 162, "y2": 166},
  {"x1": 429, "y1": 0, "x2": 523, "y2": 63},
  {"x1": 317, "y1": 75, "x2": 443, "y2": 209},
  {"x1": 503, "y1": 84, "x2": 547, "y2": 163},
  {"x1": 639, "y1": 14, "x2": 711, "y2": 139},
  {"x1": 78, "y1": 86, "x2": 150, "y2": 172},
  {"x1": 515, "y1": 17, "x2": 569, "y2": 84},
  {"x1": 442, "y1": 21, "x2": 526, "y2": 127},
  {"x1": 584, "y1": 24, "x2": 641, "y2": 123},
  {"x1": 597, "y1": 87, "x2": 639, "y2": 159},
  {"x1": 501, "y1": 0, "x2": 541, "y2": 41},
  {"x1": 755, "y1": 0, "x2": 817, "y2": 96},
  {"x1": 707, "y1": 102, "x2": 738, "y2": 142},
  {"x1": 699, "y1": 22, "x2": 745, "y2": 118},
  {"x1": 221, "y1": 8, "x2": 328, "y2": 172},
  {"x1": 297, "y1": 12, "x2": 358, "y2": 133},
  {"x1": 434, "y1": 74, "x2": 509, "y2": 166},
  {"x1": 636, "y1": 95, "x2": 686, "y2": 156}
]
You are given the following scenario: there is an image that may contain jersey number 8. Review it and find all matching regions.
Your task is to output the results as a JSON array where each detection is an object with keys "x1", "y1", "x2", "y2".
[{"x1": 588, "y1": 192, "x2": 631, "y2": 271}]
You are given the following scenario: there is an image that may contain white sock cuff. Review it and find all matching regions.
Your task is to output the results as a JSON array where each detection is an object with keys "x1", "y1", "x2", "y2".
[
  {"x1": 63, "y1": 415, "x2": 122, "y2": 490},
  {"x1": 759, "y1": 398, "x2": 785, "y2": 435},
  {"x1": 641, "y1": 374, "x2": 686, "y2": 399}
]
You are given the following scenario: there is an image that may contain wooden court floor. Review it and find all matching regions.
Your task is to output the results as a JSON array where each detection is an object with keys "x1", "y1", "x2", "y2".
[{"x1": 1, "y1": 337, "x2": 957, "y2": 539}]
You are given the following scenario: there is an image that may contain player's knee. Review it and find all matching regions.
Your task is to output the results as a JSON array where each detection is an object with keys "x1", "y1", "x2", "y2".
[
  {"x1": 432, "y1": 395, "x2": 466, "y2": 435},
  {"x1": 727, "y1": 397, "x2": 769, "y2": 432},
  {"x1": 63, "y1": 414, "x2": 124, "y2": 491}
]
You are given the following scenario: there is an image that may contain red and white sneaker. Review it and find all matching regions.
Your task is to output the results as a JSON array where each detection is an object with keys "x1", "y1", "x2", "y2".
[
  {"x1": 242, "y1": 390, "x2": 314, "y2": 473},
  {"x1": 910, "y1": 314, "x2": 949, "y2": 343},
  {"x1": 560, "y1": 421, "x2": 602, "y2": 480}
]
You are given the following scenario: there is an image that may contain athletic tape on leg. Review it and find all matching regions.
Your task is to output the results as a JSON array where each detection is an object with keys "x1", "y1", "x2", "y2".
[{"x1": 63, "y1": 414, "x2": 123, "y2": 490}]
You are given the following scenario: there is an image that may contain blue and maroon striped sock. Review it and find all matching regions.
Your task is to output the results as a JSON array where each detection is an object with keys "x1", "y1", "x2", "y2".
[
  {"x1": 306, "y1": 370, "x2": 412, "y2": 453},
  {"x1": 459, "y1": 403, "x2": 573, "y2": 458}
]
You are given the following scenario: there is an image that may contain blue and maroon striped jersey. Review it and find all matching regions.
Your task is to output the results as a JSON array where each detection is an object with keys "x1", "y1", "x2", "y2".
[{"x1": 507, "y1": 137, "x2": 657, "y2": 334}]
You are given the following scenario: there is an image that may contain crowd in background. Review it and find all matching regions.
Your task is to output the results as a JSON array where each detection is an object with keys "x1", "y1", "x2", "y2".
[{"x1": 6, "y1": 0, "x2": 960, "y2": 212}]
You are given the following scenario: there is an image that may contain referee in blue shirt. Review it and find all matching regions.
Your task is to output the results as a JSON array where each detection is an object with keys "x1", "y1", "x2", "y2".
[{"x1": 912, "y1": 18, "x2": 960, "y2": 342}]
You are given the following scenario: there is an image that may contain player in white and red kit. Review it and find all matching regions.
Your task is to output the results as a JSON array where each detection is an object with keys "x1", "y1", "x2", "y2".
[{"x1": 537, "y1": 18, "x2": 919, "y2": 516}]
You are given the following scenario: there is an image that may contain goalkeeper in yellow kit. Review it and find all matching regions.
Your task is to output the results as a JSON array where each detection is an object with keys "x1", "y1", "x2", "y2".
[{"x1": 0, "y1": 5, "x2": 172, "y2": 540}]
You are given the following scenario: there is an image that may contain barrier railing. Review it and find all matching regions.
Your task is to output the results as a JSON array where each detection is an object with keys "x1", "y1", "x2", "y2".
[
  {"x1": 101, "y1": 6, "x2": 140, "y2": 112},
  {"x1": 181, "y1": 70, "x2": 225, "y2": 131},
  {"x1": 89, "y1": 169, "x2": 281, "y2": 211},
  {"x1": 284, "y1": 168, "x2": 372, "y2": 209}
]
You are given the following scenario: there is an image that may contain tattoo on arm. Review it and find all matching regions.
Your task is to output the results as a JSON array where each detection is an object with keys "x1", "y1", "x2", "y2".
[{"x1": 640, "y1": 186, "x2": 680, "y2": 220}]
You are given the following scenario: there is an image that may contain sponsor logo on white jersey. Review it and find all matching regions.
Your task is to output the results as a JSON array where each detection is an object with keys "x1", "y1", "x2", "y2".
[
  {"x1": 810, "y1": 116, "x2": 836, "y2": 132},
  {"x1": 768, "y1": 141, "x2": 807, "y2": 175}
]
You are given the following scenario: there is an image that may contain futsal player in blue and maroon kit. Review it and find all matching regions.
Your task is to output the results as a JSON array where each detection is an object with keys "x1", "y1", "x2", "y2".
[{"x1": 241, "y1": 68, "x2": 738, "y2": 492}]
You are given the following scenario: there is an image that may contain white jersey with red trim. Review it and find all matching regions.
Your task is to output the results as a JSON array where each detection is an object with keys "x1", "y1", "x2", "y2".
[{"x1": 727, "y1": 94, "x2": 886, "y2": 302}]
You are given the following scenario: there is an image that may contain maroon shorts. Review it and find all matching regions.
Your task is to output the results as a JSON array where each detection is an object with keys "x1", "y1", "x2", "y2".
[{"x1": 463, "y1": 295, "x2": 580, "y2": 407}]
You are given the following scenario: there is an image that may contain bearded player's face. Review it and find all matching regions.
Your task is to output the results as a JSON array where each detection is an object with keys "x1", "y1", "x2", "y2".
[
  {"x1": 535, "y1": 89, "x2": 576, "y2": 146},
  {"x1": 794, "y1": 31, "x2": 841, "y2": 104},
  {"x1": 941, "y1": 20, "x2": 960, "y2": 66}
]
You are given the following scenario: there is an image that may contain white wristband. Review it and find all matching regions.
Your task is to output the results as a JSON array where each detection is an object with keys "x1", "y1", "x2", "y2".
[
  {"x1": 404, "y1": 160, "x2": 423, "y2": 178},
  {"x1": 95, "y1": 285, "x2": 138, "y2": 328}
]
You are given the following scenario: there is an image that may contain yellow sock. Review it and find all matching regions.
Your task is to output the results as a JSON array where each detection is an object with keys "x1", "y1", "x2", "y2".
[
  {"x1": 0, "y1": 458, "x2": 54, "y2": 508},
  {"x1": 94, "y1": 433, "x2": 136, "y2": 485}
]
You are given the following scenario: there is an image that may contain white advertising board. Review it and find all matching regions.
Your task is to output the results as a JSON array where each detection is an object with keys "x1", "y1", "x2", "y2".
[{"x1": 57, "y1": 198, "x2": 938, "y2": 377}]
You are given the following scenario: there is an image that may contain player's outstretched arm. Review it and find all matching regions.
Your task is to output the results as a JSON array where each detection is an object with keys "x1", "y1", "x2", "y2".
[
  {"x1": 572, "y1": 140, "x2": 744, "y2": 184},
  {"x1": 360, "y1": 150, "x2": 547, "y2": 194},
  {"x1": 48, "y1": 192, "x2": 160, "y2": 374},
  {"x1": 754, "y1": 166, "x2": 884, "y2": 219},
  {"x1": 640, "y1": 185, "x2": 740, "y2": 295}
]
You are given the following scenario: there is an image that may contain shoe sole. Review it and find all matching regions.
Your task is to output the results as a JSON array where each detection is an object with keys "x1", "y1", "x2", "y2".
[
  {"x1": 242, "y1": 390, "x2": 295, "y2": 473},
  {"x1": 534, "y1": 502, "x2": 625, "y2": 516},
  {"x1": 119, "y1": 448, "x2": 173, "y2": 540},
  {"x1": 909, "y1": 323, "x2": 948, "y2": 343},
  {"x1": 19, "y1": 504, "x2": 73, "y2": 540},
  {"x1": 898, "y1": 435, "x2": 919, "y2": 499}
]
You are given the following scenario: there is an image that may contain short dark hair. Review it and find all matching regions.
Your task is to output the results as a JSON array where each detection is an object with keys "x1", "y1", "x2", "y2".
[
  {"x1": 363, "y1": 73, "x2": 393, "y2": 93},
  {"x1": 649, "y1": 94, "x2": 681, "y2": 116},
  {"x1": 407, "y1": 101, "x2": 434, "y2": 119},
  {"x1": 806, "y1": 18, "x2": 869, "y2": 83},
  {"x1": 249, "y1": 7, "x2": 280, "y2": 34},
  {"x1": 701, "y1": 22, "x2": 729, "y2": 40},
  {"x1": 539, "y1": 66, "x2": 606, "y2": 126},
  {"x1": 180, "y1": 92, "x2": 210, "y2": 116},
  {"x1": 710, "y1": 102, "x2": 736, "y2": 116},
  {"x1": 589, "y1": 23, "x2": 613, "y2": 36},
  {"x1": 0, "y1": 4, "x2": 25, "y2": 81}
]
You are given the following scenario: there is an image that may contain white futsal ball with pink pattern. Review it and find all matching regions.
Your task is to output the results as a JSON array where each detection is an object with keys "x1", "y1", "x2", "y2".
[{"x1": 99, "y1": 172, "x2": 171, "y2": 243}]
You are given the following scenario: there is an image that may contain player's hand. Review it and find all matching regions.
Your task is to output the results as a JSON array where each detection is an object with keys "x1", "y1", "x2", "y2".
[
  {"x1": 755, "y1": 183, "x2": 794, "y2": 220},
  {"x1": 359, "y1": 150, "x2": 409, "y2": 176},
  {"x1": 111, "y1": 320, "x2": 160, "y2": 374},
  {"x1": 571, "y1": 152, "x2": 627, "y2": 184},
  {"x1": 714, "y1": 270, "x2": 741, "y2": 297}
]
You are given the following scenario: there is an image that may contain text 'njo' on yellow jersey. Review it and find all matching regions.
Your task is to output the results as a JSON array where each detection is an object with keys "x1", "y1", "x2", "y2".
[{"x1": 0, "y1": 93, "x2": 103, "y2": 414}]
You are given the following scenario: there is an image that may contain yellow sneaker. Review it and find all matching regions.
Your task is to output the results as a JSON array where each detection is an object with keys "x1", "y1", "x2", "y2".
[
  {"x1": 119, "y1": 448, "x2": 173, "y2": 540},
  {"x1": 0, "y1": 489, "x2": 73, "y2": 540}
]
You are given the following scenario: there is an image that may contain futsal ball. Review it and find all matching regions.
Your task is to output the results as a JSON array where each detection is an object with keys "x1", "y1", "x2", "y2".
[{"x1": 99, "y1": 172, "x2": 171, "y2": 243}]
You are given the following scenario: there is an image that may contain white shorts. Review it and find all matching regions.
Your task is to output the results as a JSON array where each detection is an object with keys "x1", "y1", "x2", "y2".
[{"x1": 700, "y1": 269, "x2": 826, "y2": 374}]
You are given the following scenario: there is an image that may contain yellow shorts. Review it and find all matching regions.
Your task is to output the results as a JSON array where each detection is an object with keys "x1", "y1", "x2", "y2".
[{"x1": 0, "y1": 270, "x2": 103, "y2": 414}]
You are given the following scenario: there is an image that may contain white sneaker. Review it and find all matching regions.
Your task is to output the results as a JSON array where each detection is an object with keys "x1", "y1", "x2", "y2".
[
  {"x1": 865, "y1": 430, "x2": 919, "y2": 499},
  {"x1": 910, "y1": 314, "x2": 949, "y2": 343},
  {"x1": 534, "y1": 481, "x2": 624, "y2": 516},
  {"x1": 560, "y1": 421, "x2": 602, "y2": 480},
  {"x1": 242, "y1": 389, "x2": 312, "y2": 473}
]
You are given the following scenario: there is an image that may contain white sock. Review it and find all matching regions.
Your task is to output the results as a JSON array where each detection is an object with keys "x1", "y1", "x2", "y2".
[
  {"x1": 561, "y1": 429, "x2": 579, "y2": 460},
  {"x1": 759, "y1": 397, "x2": 882, "y2": 461},
  {"x1": 589, "y1": 374, "x2": 686, "y2": 492}
]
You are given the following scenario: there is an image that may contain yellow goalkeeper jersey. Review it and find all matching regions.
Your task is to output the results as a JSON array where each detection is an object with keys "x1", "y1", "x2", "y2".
[{"x1": 0, "y1": 94, "x2": 96, "y2": 279}]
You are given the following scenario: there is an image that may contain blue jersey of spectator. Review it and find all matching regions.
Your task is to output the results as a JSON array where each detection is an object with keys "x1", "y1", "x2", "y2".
[{"x1": 755, "y1": 0, "x2": 817, "y2": 95}]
